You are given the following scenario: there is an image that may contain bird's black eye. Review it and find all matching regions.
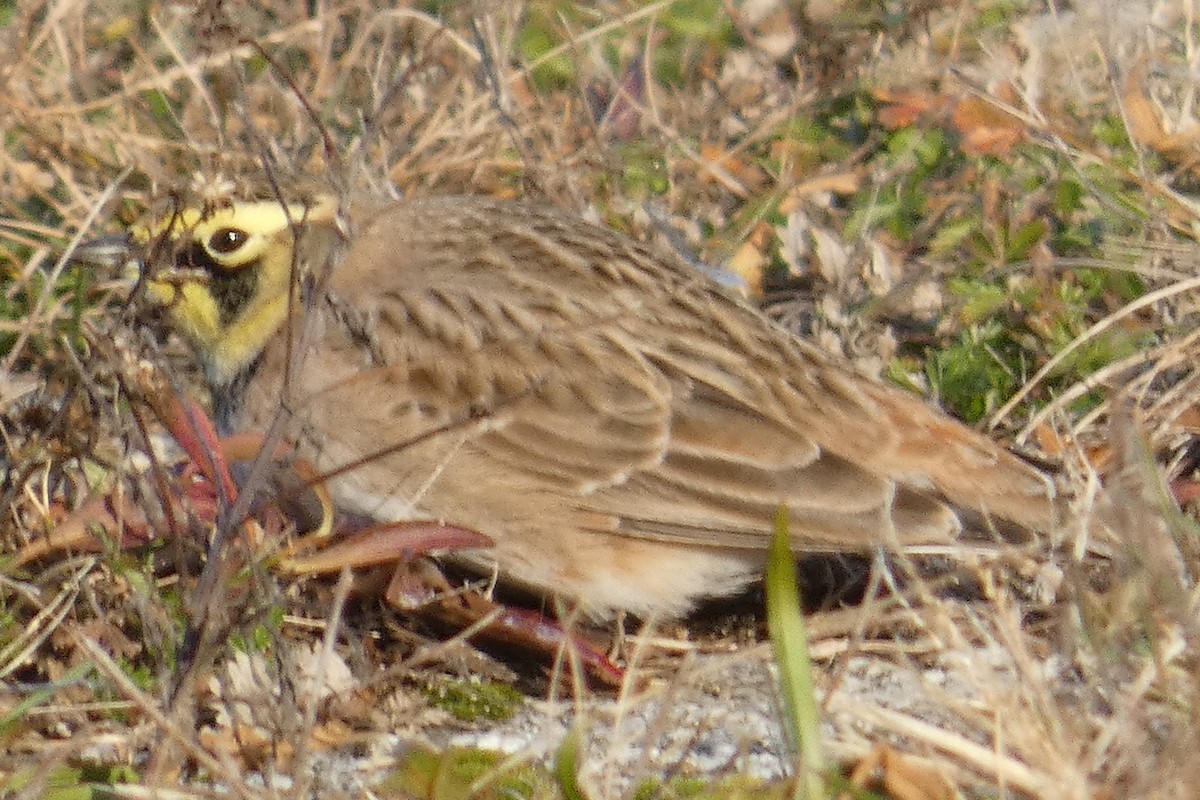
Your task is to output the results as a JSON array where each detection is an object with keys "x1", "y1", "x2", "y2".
[{"x1": 208, "y1": 227, "x2": 248, "y2": 254}]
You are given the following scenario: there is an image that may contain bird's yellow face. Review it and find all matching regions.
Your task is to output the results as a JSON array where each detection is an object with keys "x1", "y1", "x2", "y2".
[{"x1": 134, "y1": 197, "x2": 339, "y2": 387}]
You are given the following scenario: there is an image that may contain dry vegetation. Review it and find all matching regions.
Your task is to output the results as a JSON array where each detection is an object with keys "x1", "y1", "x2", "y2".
[{"x1": 2, "y1": 0, "x2": 1200, "y2": 797}]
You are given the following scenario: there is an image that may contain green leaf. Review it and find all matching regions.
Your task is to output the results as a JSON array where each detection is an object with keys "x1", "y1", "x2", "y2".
[
  {"x1": 1005, "y1": 218, "x2": 1048, "y2": 261},
  {"x1": 555, "y1": 727, "x2": 587, "y2": 800},
  {"x1": 766, "y1": 508, "x2": 826, "y2": 800},
  {"x1": 0, "y1": 662, "x2": 94, "y2": 738},
  {"x1": 929, "y1": 215, "x2": 979, "y2": 255}
]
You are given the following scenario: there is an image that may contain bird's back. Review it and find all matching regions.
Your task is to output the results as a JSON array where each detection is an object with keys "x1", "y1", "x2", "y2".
[{"x1": 239, "y1": 195, "x2": 1057, "y2": 616}]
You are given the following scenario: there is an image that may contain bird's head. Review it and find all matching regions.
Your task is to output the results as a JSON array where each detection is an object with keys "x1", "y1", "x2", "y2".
[{"x1": 132, "y1": 196, "x2": 340, "y2": 388}]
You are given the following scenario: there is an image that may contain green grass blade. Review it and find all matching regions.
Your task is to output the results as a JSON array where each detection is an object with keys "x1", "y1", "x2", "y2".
[{"x1": 766, "y1": 507, "x2": 826, "y2": 800}]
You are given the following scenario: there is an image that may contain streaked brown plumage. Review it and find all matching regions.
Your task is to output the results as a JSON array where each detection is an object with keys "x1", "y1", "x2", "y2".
[{"x1": 138, "y1": 195, "x2": 1057, "y2": 619}]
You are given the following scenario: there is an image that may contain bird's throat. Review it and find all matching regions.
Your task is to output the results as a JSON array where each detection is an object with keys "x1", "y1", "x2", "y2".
[{"x1": 208, "y1": 352, "x2": 264, "y2": 436}]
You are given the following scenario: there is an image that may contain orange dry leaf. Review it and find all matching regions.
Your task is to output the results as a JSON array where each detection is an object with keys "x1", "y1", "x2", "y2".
[
  {"x1": 1032, "y1": 422, "x2": 1115, "y2": 475},
  {"x1": 874, "y1": 89, "x2": 947, "y2": 129},
  {"x1": 726, "y1": 221, "x2": 774, "y2": 297},
  {"x1": 1122, "y1": 73, "x2": 1166, "y2": 149},
  {"x1": 1122, "y1": 57, "x2": 1200, "y2": 174},
  {"x1": 779, "y1": 171, "x2": 860, "y2": 215},
  {"x1": 1032, "y1": 422, "x2": 1065, "y2": 457},
  {"x1": 843, "y1": 745, "x2": 956, "y2": 800},
  {"x1": 875, "y1": 87, "x2": 1026, "y2": 157},
  {"x1": 199, "y1": 722, "x2": 294, "y2": 771},
  {"x1": 1168, "y1": 403, "x2": 1200, "y2": 435},
  {"x1": 951, "y1": 96, "x2": 1025, "y2": 156},
  {"x1": 1171, "y1": 478, "x2": 1200, "y2": 507},
  {"x1": 697, "y1": 142, "x2": 768, "y2": 190},
  {"x1": 309, "y1": 719, "x2": 357, "y2": 750}
]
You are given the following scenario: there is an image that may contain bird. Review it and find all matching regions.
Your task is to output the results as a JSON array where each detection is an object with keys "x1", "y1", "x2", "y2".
[{"x1": 128, "y1": 193, "x2": 1058, "y2": 620}]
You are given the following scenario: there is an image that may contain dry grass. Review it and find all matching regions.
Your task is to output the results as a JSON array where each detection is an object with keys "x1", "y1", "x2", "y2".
[{"x1": 2, "y1": 0, "x2": 1200, "y2": 797}]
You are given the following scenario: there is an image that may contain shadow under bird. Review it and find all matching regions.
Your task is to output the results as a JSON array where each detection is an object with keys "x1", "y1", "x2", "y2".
[{"x1": 120, "y1": 194, "x2": 1058, "y2": 620}]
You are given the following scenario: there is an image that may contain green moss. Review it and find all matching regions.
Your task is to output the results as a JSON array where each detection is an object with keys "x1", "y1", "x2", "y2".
[
  {"x1": 631, "y1": 774, "x2": 792, "y2": 799},
  {"x1": 377, "y1": 745, "x2": 553, "y2": 799},
  {"x1": 379, "y1": 742, "x2": 799, "y2": 800},
  {"x1": 924, "y1": 319, "x2": 1024, "y2": 423},
  {"x1": 519, "y1": 18, "x2": 577, "y2": 90},
  {"x1": 424, "y1": 677, "x2": 524, "y2": 722},
  {"x1": 618, "y1": 143, "x2": 670, "y2": 197}
]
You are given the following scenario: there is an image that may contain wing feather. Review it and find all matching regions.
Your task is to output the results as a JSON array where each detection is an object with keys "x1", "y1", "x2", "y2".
[{"x1": 285, "y1": 197, "x2": 1047, "y2": 557}]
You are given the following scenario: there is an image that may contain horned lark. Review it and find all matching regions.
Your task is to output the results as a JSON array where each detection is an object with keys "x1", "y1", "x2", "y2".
[{"x1": 132, "y1": 194, "x2": 1057, "y2": 619}]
